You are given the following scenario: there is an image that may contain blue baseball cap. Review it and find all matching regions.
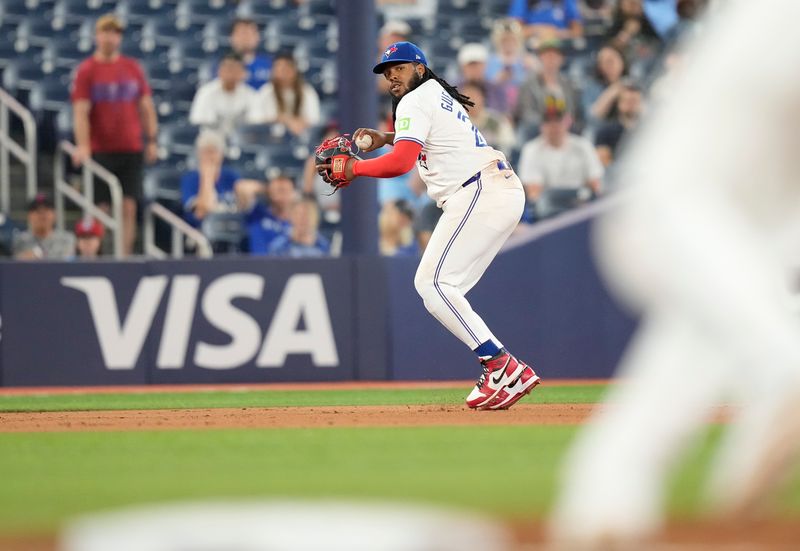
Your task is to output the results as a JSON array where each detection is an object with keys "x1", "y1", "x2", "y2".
[{"x1": 373, "y1": 41, "x2": 428, "y2": 74}]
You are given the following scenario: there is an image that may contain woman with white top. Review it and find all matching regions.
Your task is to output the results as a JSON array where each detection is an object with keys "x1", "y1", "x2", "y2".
[{"x1": 248, "y1": 52, "x2": 321, "y2": 136}]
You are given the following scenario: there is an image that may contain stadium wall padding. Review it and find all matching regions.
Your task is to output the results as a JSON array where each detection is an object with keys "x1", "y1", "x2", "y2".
[{"x1": 0, "y1": 219, "x2": 636, "y2": 386}]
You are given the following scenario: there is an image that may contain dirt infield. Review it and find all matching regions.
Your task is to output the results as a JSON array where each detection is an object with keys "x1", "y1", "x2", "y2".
[
  {"x1": 4, "y1": 519, "x2": 799, "y2": 551},
  {"x1": 0, "y1": 403, "x2": 593, "y2": 433}
]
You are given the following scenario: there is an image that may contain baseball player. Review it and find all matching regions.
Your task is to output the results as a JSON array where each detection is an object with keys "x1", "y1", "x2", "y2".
[
  {"x1": 317, "y1": 42, "x2": 540, "y2": 410},
  {"x1": 551, "y1": 0, "x2": 800, "y2": 545}
]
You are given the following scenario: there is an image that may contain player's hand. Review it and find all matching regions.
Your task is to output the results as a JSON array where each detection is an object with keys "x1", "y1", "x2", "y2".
[
  {"x1": 71, "y1": 144, "x2": 91, "y2": 167},
  {"x1": 353, "y1": 128, "x2": 387, "y2": 153},
  {"x1": 316, "y1": 157, "x2": 357, "y2": 182}
]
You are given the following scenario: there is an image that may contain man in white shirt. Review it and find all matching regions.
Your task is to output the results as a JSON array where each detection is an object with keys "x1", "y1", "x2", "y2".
[
  {"x1": 189, "y1": 51, "x2": 254, "y2": 139},
  {"x1": 517, "y1": 97, "x2": 603, "y2": 219}
]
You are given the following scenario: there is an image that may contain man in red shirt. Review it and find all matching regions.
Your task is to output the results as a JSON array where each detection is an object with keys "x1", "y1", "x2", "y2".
[{"x1": 71, "y1": 14, "x2": 158, "y2": 256}]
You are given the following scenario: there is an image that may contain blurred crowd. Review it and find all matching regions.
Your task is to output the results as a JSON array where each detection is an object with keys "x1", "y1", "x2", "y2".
[{"x1": 5, "y1": 0, "x2": 709, "y2": 261}]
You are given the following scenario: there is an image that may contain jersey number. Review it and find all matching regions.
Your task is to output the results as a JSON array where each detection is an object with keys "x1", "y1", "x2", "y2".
[
  {"x1": 456, "y1": 110, "x2": 487, "y2": 148},
  {"x1": 473, "y1": 125, "x2": 487, "y2": 148}
]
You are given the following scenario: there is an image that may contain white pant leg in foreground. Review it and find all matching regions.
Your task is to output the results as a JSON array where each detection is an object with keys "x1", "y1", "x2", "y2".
[
  {"x1": 551, "y1": 185, "x2": 800, "y2": 546},
  {"x1": 551, "y1": 0, "x2": 800, "y2": 543}
]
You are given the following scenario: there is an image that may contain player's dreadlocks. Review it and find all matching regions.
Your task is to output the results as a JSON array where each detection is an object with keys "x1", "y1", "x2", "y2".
[{"x1": 391, "y1": 64, "x2": 475, "y2": 124}]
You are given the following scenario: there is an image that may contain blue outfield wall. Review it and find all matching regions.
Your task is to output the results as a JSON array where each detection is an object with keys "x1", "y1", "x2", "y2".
[{"x1": 0, "y1": 218, "x2": 636, "y2": 386}]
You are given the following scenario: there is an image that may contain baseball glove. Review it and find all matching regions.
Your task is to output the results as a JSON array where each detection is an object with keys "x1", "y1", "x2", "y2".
[{"x1": 314, "y1": 134, "x2": 359, "y2": 191}]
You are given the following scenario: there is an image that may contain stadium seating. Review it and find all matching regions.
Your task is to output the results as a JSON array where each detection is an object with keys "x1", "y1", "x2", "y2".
[
  {"x1": 143, "y1": 164, "x2": 183, "y2": 203},
  {"x1": 200, "y1": 211, "x2": 246, "y2": 254},
  {"x1": 5, "y1": 0, "x2": 524, "y2": 210}
]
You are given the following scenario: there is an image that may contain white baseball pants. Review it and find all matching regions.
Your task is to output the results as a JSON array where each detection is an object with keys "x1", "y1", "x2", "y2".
[{"x1": 413, "y1": 161, "x2": 525, "y2": 350}]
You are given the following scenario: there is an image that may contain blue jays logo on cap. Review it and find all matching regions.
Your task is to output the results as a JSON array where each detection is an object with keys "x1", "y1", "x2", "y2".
[{"x1": 373, "y1": 41, "x2": 428, "y2": 74}]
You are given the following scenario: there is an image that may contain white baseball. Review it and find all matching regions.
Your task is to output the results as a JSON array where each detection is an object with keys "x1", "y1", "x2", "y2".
[{"x1": 355, "y1": 134, "x2": 373, "y2": 149}]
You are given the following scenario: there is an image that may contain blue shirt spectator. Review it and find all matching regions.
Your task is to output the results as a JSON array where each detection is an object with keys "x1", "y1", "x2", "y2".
[
  {"x1": 508, "y1": 0, "x2": 582, "y2": 29},
  {"x1": 244, "y1": 56, "x2": 272, "y2": 90},
  {"x1": 181, "y1": 167, "x2": 240, "y2": 228},
  {"x1": 180, "y1": 130, "x2": 242, "y2": 228},
  {"x1": 264, "y1": 196, "x2": 329, "y2": 257},
  {"x1": 393, "y1": 240, "x2": 419, "y2": 257},
  {"x1": 246, "y1": 202, "x2": 292, "y2": 255},
  {"x1": 228, "y1": 18, "x2": 272, "y2": 89},
  {"x1": 486, "y1": 57, "x2": 530, "y2": 91},
  {"x1": 643, "y1": 0, "x2": 679, "y2": 39},
  {"x1": 267, "y1": 233, "x2": 330, "y2": 257},
  {"x1": 244, "y1": 174, "x2": 297, "y2": 254}
]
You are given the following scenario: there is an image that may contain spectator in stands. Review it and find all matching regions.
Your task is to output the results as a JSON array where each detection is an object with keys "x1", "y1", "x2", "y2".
[
  {"x1": 508, "y1": 0, "x2": 584, "y2": 46},
  {"x1": 266, "y1": 197, "x2": 330, "y2": 257},
  {"x1": 229, "y1": 18, "x2": 272, "y2": 90},
  {"x1": 580, "y1": 0, "x2": 616, "y2": 36},
  {"x1": 594, "y1": 82, "x2": 643, "y2": 167},
  {"x1": 517, "y1": 98, "x2": 604, "y2": 219},
  {"x1": 71, "y1": 14, "x2": 158, "y2": 257},
  {"x1": 246, "y1": 174, "x2": 297, "y2": 255},
  {"x1": 514, "y1": 39, "x2": 579, "y2": 139},
  {"x1": 74, "y1": 217, "x2": 104, "y2": 260},
  {"x1": 180, "y1": 130, "x2": 243, "y2": 228},
  {"x1": 456, "y1": 43, "x2": 507, "y2": 113},
  {"x1": 379, "y1": 20, "x2": 412, "y2": 54},
  {"x1": 13, "y1": 194, "x2": 75, "y2": 260},
  {"x1": 190, "y1": 51, "x2": 255, "y2": 140},
  {"x1": 379, "y1": 199, "x2": 418, "y2": 257},
  {"x1": 581, "y1": 43, "x2": 628, "y2": 129},
  {"x1": 249, "y1": 52, "x2": 321, "y2": 136},
  {"x1": 377, "y1": 0, "x2": 436, "y2": 20},
  {"x1": 486, "y1": 18, "x2": 538, "y2": 113},
  {"x1": 605, "y1": 0, "x2": 663, "y2": 67},
  {"x1": 459, "y1": 81, "x2": 515, "y2": 157}
]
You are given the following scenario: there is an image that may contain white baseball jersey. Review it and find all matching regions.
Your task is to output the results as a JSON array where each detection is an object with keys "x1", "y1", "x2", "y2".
[{"x1": 393, "y1": 79, "x2": 507, "y2": 206}]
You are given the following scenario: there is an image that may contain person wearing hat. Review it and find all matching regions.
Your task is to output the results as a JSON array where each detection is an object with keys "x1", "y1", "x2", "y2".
[
  {"x1": 13, "y1": 194, "x2": 76, "y2": 260},
  {"x1": 190, "y1": 50, "x2": 255, "y2": 140},
  {"x1": 317, "y1": 42, "x2": 541, "y2": 410},
  {"x1": 513, "y1": 38, "x2": 579, "y2": 139},
  {"x1": 516, "y1": 95, "x2": 603, "y2": 219},
  {"x1": 71, "y1": 13, "x2": 158, "y2": 257},
  {"x1": 74, "y1": 217, "x2": 105, "y2": 260},
  {"x1": 454, "y1": 43, "x2": 507, "y2": 113}
]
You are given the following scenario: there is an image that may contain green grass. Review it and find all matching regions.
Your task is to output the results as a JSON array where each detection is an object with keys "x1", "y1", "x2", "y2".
[
  {"x1": 0, "y1": 384, "x2": 605, "y2": 412},
  {"x1": 1, "y1": 384, "x2": 798, "y2": 537},
  {"x1": 3, "y1": 424, "x2": 798, "y2": 535},
  {"x1": 0, "y1": 425, "x2": 574, "y2": 533}
]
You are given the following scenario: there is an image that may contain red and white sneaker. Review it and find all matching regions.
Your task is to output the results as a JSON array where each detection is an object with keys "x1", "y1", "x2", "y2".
[
  {"x1": 465, "y1": 351, "x2": 525, "y2": 409},
  {"x1": 482, "y1": 364, "x2": 541, "y2": 410}
]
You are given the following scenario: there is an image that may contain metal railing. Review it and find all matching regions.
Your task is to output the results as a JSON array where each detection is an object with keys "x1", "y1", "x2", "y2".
[
  {"x1": 0, "y1": 87, "x2": 37, "y2": 214},
  {"x1": 143, "y1": 201, "x2": 213, "y2": 259},
  {"x1": 55, "y1": 140, "x2": 125, "y2": 258}
]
